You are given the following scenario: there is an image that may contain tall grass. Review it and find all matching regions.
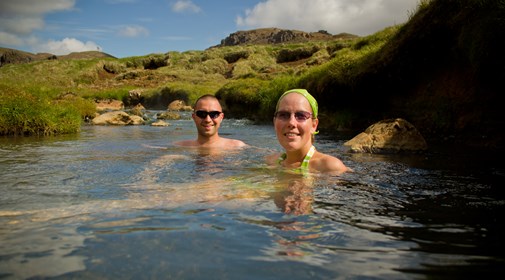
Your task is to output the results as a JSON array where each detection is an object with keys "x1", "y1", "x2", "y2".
[{"x1": 0, "y1": 88, "x2": 82, "y2": 135}]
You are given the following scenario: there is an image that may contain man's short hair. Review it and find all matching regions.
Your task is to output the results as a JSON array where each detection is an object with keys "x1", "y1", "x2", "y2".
[{"x1": 193, "y1": 94, "x2": 220, "y2": 108}]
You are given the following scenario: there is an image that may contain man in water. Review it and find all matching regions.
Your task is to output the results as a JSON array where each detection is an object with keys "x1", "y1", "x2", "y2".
[{"x1": 174, "y1": 94, "x2": 247, "y2": 148}]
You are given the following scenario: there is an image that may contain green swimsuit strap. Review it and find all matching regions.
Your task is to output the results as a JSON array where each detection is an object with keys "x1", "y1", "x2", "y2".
[
  {"x1": 277, "y1": 146, "x2": 316, "y2": 172},
  {"x1": 300, "y1": 145, "x2": 315, "y2": 170}
]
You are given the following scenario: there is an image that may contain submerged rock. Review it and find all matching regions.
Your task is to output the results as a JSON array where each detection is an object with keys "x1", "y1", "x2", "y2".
[
  {"x1": 91, "y1": 111, "x2": 144, "y2": 125},
  {"x1": 156, "y1": 111, "x2": 181, "y2": 120},
  {"x1": 151, "y1": 120, "x2": 170, "y2": 127}
]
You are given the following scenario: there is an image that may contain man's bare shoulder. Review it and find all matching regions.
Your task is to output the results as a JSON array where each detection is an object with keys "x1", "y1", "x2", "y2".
[
  {"x1": 223, "y1": 138, "x2": 248, "y2": 148},
  {"x1": 173, "y1": 138, "x2": 246, "y2": 148}
]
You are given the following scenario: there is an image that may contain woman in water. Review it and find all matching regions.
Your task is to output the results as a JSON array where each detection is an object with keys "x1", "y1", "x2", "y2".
[{"x1": 266, "y1": 89, "x2": 350, "y2": 175}]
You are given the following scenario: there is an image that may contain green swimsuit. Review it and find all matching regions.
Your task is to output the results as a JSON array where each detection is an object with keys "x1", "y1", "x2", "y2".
[{"x1": 277, "y1": 145, "x2": 315, "y2": 173}]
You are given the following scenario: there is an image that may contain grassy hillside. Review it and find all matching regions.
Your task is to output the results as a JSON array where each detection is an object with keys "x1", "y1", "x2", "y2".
[
  {"x1": 1, "y1": 0, "x2": 503, "y2": 150},
  {"x1": 0, "y1": 33, "x2": 365, "y2": 134}
]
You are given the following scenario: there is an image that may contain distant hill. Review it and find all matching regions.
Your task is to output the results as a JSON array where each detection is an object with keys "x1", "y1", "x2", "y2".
[
  {"x1": 0, "y1": 47, "x2": 116, "y2": 67},
  {"x1": 1, "y1": 28, "x2": 355, "y2": 66},
  {"x1": 217, "y1": 28, "x2": 358, "y2": 47}
]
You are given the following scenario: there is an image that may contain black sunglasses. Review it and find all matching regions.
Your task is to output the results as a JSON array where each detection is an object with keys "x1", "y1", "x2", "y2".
[
  {"x1": 195, "y1": 110, "x2": 222, "y2": 119},
  {"x1": 274, "y1": 111, "x2": 313, "y2": 122}
]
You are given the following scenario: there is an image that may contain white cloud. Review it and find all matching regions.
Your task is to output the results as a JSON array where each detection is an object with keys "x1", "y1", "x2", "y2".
[
  {"x1": 236, "y1": 0, "x2": 419, "y2": 36},
  {"x1": 118, "y1": 25, "x2": 149, "y2": 37},
  {"x1": 0, "y1": 32, "x2": 25, "y2": 46},
  {"x1": 32, "y1": 38, "x2": 102, "y2": 55},
  {"x1": 0, "y1": 17, "x2": 46, "y2": 35},
  {"x1": 0, "y1": 0, "x2": 75, "y2": 16},
  {"x1": 0, "y1": 0, "x2": 75, "y2": 34},
  {"x1": 0, "y1": 0, "x2": 81, "y2": 54},
  {"x1": 171, "y1": 0, "x2": 202, "y2": 13}
]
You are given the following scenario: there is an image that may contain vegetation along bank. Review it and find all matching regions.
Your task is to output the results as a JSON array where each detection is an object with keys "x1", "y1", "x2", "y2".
[{"x1": 0, "y1": 0, "x2": 503, "y2": 151}]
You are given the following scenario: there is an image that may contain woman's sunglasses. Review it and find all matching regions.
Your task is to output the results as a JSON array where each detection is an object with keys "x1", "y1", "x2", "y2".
[
  {"x1": 274, "y1": 111, "x2": 313, "y2": 122},
  {"x1": 195, "y1": 110, "x2": 222, "y2": 119}
]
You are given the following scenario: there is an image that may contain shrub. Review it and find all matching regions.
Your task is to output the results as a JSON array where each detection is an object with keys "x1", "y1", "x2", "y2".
[
  {"x1": 143, "y1": 54, "x2": 169, "y2": 69},
  {"x1": 198, "y1": 58, "x2": 228, "y2": 75},
  {"x1": 123, "y1": 54, "x2": 169, "y2": 69},
  {"x1": 276, "y1": 46, "x2": 319, "y2": 63},
  {"x1": 224, "y1": 51, "x2": 250, "y2": 63},
  {"x1": 101, "y1": 60, "x2": 126, "y2": 74}
]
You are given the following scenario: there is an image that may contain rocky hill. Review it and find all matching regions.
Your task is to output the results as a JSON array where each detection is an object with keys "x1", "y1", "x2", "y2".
[
  {"x1": 0, "y1": 48, "x2": 116, "y2": 67},
  {"x1": 217, "y1": 28, "x2": 358, "y2": 47},
  {"x1": 1, "y1": 28, "x2": 354, "y2": 67}
]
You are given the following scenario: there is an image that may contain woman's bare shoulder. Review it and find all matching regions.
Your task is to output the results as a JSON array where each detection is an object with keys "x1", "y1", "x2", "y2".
[
  {"x1": 313, "y1": 152, "x2": 350, "y2": 174},
  {"x1": 265, "y1": 152, "x2": 282, "y2": 165}
]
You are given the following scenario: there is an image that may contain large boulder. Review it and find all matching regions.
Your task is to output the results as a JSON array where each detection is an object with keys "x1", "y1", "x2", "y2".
[
  {"x1": 167, "y1": 100, "x2": 191, "y2": 111},
  {"x1": 129, "y1": 103, "x2": 146, "y2": 117},
  {"x1": 127, "y1": 89, "x2": 144, "y2": 106},
  {"x1": 167, "y1": 100, "x2": 185, "y2": 111},
  {"x1": 91, "y1": 111, "x2": 144, "y2": 125},
  {"x1": 344, "y1": 118, "x2": 428, "y2": 153}
]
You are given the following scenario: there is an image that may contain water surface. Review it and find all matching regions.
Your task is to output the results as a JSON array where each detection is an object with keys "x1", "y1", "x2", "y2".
[{"x1": 1, "y1": 116, "x2": 504, "y2": 279}]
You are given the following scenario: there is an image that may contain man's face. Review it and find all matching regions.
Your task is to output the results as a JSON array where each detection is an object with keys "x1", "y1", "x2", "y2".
[{"x1": 192, "y1": 98, "x2": 224, "y2": 138}]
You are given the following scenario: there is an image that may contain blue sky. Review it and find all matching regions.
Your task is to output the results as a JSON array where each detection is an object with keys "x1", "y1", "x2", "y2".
[{"x1": 0, "y1": 0, "x2": 420, "y2": 58}]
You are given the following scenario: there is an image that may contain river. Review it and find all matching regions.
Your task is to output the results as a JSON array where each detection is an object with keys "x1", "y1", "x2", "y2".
[{"x1": 1, "y1": 113, "x2": 504, "y2": 279}]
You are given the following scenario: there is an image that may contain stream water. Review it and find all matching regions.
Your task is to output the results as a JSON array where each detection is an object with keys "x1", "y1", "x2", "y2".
[{"x1": 1, "y1": 114, "x2": 504, "y2": 279}]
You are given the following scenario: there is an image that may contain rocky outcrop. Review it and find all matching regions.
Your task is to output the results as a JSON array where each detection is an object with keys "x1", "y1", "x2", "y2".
[
  {"x1": 344, "y1": 118, "x2": 428, "y2": 153},
  {"x1": 1, "y1": 49, "x2": 35, "y2": 66},
  {"x1": 218, "y1": 28, "x2": 358, "y2": 47},
  {"x1": 126, "y1": 89, "x2": 144, "y2": 106},
  {"x1": 91, "y1": 111, "x2": 145, "y2": 125}
]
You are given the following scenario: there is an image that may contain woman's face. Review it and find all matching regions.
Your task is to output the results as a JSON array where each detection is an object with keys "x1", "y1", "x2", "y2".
[{"x1": 274, "y1": 93, "x2": 318, "y2": 152}]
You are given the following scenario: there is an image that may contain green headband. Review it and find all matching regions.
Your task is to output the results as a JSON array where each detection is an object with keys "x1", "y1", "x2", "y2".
[{"x1": 276, "y1": 89, "x2": 318, "y2": 118}]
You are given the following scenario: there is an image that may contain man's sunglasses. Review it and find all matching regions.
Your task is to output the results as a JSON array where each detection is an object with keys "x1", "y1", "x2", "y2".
[
  {"x1": 195, "y1": 110, "x2": 222, "y2": 119},
  {"x1": 274, "y1": 111, "x2": 313, "y2": 122}
]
